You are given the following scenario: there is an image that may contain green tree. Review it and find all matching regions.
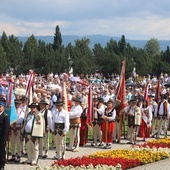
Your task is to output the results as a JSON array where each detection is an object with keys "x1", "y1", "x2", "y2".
[
  {"x1": 144, "y1": 38, "x2": 160, "y2": 56},
  {"x1": 118, "y1": 35, "x2": 126, "y2": 54},
  {"x1": 72, "y1": 38, "x2": 95, "y2": 74},
  {"x1": 0, "y1": 44, "x2": 7, "y2": 74},
  {"x1": 23, "y1": 34, "x2": 38, "y2": 73},
  {"x1": 53, "y1": 25, "x2": 63, "y2": 51},
  {"x1": 8, "y1": 35, "x2": 24, "y2": 74}
]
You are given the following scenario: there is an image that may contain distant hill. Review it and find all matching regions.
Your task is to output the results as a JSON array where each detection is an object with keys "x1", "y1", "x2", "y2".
[{"x1": 16, "y1": 35, "x2": 170, "y2": 51}]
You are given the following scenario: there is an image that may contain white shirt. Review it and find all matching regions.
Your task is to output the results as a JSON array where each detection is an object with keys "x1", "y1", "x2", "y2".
[
  {"x1": 94, "y1": 104, "x2": 105, "y2": 119},
  {"x1": 69, "y1": 105, "x2": 83, "y2": 119},
  {"x1": 15, "y1": 107, "x2": 25, "y2": 124},
  {"x1": 24, "y1": 113, "x2": 34, "y2": 133},
  {"x1": 52, "y1": 108, "x2": 69, "y2": 134},
  {"x1": 40, "y1": 108, "x2": 53, "y2": 131},
  {"x1": 156, "y1": 100, "x2": 170, "y2": 118}
]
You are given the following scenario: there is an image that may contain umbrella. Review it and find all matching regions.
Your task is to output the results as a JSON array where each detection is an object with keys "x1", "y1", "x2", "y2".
[
  {"x1": 164, "y1": 83, "x2": 170, "y2": 87},
  {"x1": 104, "y1": 79, "x2": 111, "y2": 83},
  {"x1": 69, "y1": 76, "x2": 80, "y2": 82},
  {"x1": 126, "y1": 82, "x2": 143, "y2": 88},
  {"x1": 47, "y1": 84, "x2": 62, "y2": 91}
]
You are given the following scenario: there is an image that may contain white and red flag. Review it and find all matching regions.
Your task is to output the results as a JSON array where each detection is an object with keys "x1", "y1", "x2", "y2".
[{"x1": 25, "y1": 70, "x2": 35, "y2": 97}]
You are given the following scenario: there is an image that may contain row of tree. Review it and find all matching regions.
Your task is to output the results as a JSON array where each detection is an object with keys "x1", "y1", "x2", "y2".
[{"x1": 0, "y1": 25, "x2": 170, "y2": 78}]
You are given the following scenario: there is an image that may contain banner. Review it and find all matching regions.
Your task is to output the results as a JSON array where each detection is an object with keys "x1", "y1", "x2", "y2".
[
  {"x1": 25, "y1": 70, "x2": 34, "y2": 97},
  {"x1": 115, "y1": 60, "x2": 127, "y2": 140},
  {"x1": 115, "y1": 60, "x2": 127, "y2": 111},
  {"x1": 87, "y1": 86, "x2": 93, "y2": 124},
  {"x1": 5, "y1": 82, "x2": 18, "y2": 125},
  {"x1": 61, "y1": 81, "x2": 68, "y2": 111}
]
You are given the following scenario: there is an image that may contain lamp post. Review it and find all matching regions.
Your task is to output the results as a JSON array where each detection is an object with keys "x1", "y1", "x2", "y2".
[
  {"x1": 132, "y1": 58, "x2": 136, "y2": 82},
  {"x1": 68, "y1": 53, "x2": 73, "y2": 73}
]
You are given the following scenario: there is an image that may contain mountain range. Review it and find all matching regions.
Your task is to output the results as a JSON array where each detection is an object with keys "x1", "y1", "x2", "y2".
[{"x1": 17, "y1": 34, "x2": 170, "y2": 51}]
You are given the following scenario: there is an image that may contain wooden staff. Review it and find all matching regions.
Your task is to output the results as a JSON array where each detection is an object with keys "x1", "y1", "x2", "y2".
[{"x1": 118, "y1": 110, "x2": 123, "y2": 142}]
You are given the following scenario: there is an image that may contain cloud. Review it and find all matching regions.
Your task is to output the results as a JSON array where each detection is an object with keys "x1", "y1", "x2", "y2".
[{"x1": 0, "y1": 0, "x2": 170, "y2": 40}]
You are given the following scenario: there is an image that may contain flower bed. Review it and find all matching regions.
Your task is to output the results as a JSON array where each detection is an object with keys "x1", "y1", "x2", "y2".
[{"x1": 51, "y1": 139, "x2": 170, "y2": 170}]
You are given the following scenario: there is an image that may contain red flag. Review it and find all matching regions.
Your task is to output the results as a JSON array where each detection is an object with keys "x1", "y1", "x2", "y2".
[
  {"x1": 6, "y1": 81, "x2": 13, "y2": 107},
  {"x1": 155, "y1": 79, "x2": 161, "y2": 103},
  {"x1": 116, "y1": 60, "x2": 127, "y2": 111},
  {"x1": 115, "y1": 60, "x2": 127, "y2": 141},
  {"x1": 87, "y1": 86, "x2": 93, "y2": 124}
]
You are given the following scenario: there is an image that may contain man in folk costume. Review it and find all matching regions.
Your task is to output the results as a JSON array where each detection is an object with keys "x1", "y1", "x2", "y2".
[
  {"x1": 22, "y1": 103, "x2": 43, "y2": 166},
  {"x1": 149, "y1": 95, "x2": 158, "y2": 136},
  {"x1": 155, "y1": 94, "x2": 170, "y2": 138},
  {"x1": 8, "y1": 99, "x2": 25, "y2": 163},
  {"x1": 39, "y1": 99, "x2": 53, "y2": 158},
  {"x1": 67, "y1": 97, "x2": 82, "y2": 152},
  {"x1": 126, "y1": 98, "x2": 142, "y2": 144},
  {"x1": 91, "y1": 97, "x2": 105, "y2": 147},
  {"x1": 138, "y1": 100, "x2": 152, "y2": 141},
  {"x1": 52, "y1": 101, "x2": 69, "y2": 160},
  {"x1": 113, "y1": 106, "x2": 122, "y2": 143},
  {"x1": 101, "y1": 98, "x2": 116, "y2": 149},
  {"x1": 20, "y1": 96, "x2": 28, "y2": 156},
  {"x1": 0, "y1": 98, "x2": 10, "y2": 170}
]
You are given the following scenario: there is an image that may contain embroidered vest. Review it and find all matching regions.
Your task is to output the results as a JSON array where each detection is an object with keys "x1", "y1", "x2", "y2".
[
  {"x1": 157, "y1": 101, "x2": 168, "y2": 116},
  {"x1": 104, "y1": 108, "x2": 114, "y2": 117}
]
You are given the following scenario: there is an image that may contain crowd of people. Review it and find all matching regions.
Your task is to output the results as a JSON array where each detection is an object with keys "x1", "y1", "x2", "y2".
[{"x1": 0, "y1": 71, "x2": 170, "y2": 169}]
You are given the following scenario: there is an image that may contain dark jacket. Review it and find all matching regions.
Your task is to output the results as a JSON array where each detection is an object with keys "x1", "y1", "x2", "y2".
[{"x1": 0, "y1": 112, "x2": 10, "y2": 141}]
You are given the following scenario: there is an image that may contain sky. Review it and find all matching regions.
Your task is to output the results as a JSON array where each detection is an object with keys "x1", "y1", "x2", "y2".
[{"x1": 0, "y1": 0, "x2": 170, "y2": 40}]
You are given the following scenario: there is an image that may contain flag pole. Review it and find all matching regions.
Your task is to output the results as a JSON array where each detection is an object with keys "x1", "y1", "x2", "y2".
[{"x1": 115, "y1": 60, "x2": 127, "y2": 142}]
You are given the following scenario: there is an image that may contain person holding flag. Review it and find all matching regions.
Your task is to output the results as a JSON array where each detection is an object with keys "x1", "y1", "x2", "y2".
[
  {"x1": 114, "y1": 60, "x2": 127, "y2": 143},
  {"x1": 22, "y1": 103, "x2": 43, "y2": 166},
  {"x1": 67, "y1": 97, "x2": 82, "y2": 152},
  {"x1": 0, "y1": 97, "x2": 10, "y2": 170},
  {"x1": 8, "y1": 99, "x2": 25, "y2": 163}
]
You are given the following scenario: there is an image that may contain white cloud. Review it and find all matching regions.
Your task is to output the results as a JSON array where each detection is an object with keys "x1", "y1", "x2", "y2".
[{"x1": 0, "y1": 0, "x2": 170, "y2": 40}]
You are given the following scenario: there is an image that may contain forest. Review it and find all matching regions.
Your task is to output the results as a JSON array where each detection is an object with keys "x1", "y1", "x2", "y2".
[{"x1": 0, "y1": 25, "x2": 170, "y2": 79}]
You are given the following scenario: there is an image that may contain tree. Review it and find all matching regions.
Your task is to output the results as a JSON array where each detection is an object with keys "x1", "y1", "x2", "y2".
[
  {"x1": 118, "y1": 35, "x2": 126, "y2": 54},
  {"x1": 8, "y1": 35, "x2": 24, "y2": 74},
  {"x1": 144, "y1": 38, "x2": 160, "y2": 56},
  {"x1": 72, "y1": 38, "x2": 95, "y2": 74},
  {"x1": 53, "y1": 25, "x2": 63, "y2": 51},
  {"x1": 0, "y1": 44, "x2": 7, "y2": 74},
  {"x1": 23, "y1": 34, "x2": 38, "y2": 73}
]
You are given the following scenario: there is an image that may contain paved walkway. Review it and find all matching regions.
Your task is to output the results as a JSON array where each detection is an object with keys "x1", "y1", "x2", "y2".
[{"x1": 5, "y1": 137, "x2": 170, "y2": 170}]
